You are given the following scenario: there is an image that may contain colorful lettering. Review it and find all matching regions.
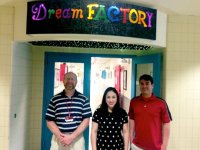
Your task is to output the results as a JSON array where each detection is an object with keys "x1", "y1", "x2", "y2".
[
  {"x1": 63, "y1": 9, "x2": 71, "y2": 19},
  {"x1": 56, "y1": 9, "x2": 62, "y2": 19},
  {"x1": 32, "y1": 3, "x2": 47, "y2": 21},
  {"x1": 48, "y1": 9, "x2": 55, "y2": 19},
  {"x1": 71, "y1": 9, "x2": 83, "y2": 19},
  {"x1": 107, "y1": 6, "x2": 120, "y2": 22},
  {"x1": 129, "y1": 9, "x2": 138, "y2": 24},
  {"x1": 120, "y1": 8, "x2": 130, "y2": 24},
  {"x1": 93, "y1": 5, "x2": 108, "y2": 21},
  {"x1": 31, "y1": 3, "x2": 155, "y2": 28},
  {"x1": 87, "y1": 4, "x2": 99, "y2": 20},
  {"x1": 146, "y1": 11, "x2": 153, "y2": 27},
  {"x1": 138, "y1": 10, "x2": 147, "y2": 27}
]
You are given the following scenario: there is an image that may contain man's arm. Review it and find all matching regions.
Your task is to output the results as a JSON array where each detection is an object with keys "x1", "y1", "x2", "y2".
[
  {"x1": 129, "y1": 119, "x2": 135, "y2": 144},
  {"x1": 46, "y1": 120, "x2": 63, "y2": 140},
  {"x1": 72, "y1": 118, "x2": 90, "y2": 138},
  {"x1": 161, "y1": 122, "x2": 170, "y2": 150}
]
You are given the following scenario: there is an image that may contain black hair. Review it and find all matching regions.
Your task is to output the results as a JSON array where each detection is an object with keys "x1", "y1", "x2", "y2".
[
  {"x1": 139, "y1": 74, "x2": 154, "y2": 84},
  {"x1": 100, "y1": 87, "x2": 120, "y2": 114}
]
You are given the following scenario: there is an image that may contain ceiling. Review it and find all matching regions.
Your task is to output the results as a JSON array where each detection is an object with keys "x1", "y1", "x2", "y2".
[{"x1": 0, "y1": 0, "x2": 200, "y2": 16}]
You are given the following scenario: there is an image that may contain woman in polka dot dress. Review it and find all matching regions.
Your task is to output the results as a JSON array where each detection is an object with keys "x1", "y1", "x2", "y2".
[{"x1": 91, "y1": 87, "x2": 129, "y2": 150}]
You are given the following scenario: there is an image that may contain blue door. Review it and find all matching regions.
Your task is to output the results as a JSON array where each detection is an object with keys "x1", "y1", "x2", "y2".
[
  {"x1": 41, "y1": 52, "x2": 91, "y2": 150},
  {"x1": 41, "y1": 52, "x2": 161, "y2": 150}
]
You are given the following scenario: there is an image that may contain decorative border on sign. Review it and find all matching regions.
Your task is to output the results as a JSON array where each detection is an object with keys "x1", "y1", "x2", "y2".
[{"x1": 29, "y1": 40, "x2": 152, "y2": 50}]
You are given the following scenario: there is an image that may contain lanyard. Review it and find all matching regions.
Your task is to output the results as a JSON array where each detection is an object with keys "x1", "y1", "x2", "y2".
[{"x1": 66, "y1": 97, "x2": 73, "y2": 118}]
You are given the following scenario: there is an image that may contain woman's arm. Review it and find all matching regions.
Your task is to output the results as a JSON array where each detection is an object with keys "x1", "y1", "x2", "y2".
[
  {"x1": 122, "y1": 123, "x2": 129, "y2": 150},
  {"x1": 91, "y1": 121, "x2": 98, "y2": 150}
]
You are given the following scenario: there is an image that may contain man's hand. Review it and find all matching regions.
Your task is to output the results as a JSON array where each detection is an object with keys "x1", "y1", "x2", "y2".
[
  {"x1": 57, "y1": 133, "x2": 65, "y2": 141},
  {"x1": 60, "y1": 134, "x2": 75, "y2": 146}
]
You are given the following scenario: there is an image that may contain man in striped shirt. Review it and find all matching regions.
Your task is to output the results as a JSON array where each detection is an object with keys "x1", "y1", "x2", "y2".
[{"x1": 46, "y1": 72, "x2": 92, "y2": 150}]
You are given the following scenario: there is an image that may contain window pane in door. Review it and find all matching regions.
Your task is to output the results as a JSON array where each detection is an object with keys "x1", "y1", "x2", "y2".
[
  {"x1": 136, "y1": 63, "x2": 153, "y2": 96},
  {"x1": 54, "y1": 62, "x2": 84, "y2": 95}
]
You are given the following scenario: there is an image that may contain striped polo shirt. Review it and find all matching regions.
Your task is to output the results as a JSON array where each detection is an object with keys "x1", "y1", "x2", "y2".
[{"x1": 45, "y1": 90, "x2": 92, "y2": 133}]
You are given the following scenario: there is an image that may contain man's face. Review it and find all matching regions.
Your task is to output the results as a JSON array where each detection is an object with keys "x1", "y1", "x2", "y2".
[
  {"x1": 139, "y1": 79, "x2": 154, "y2": 96},
  {"x1": 63, "y1": 73, "x2": 77, "y2": 90}
]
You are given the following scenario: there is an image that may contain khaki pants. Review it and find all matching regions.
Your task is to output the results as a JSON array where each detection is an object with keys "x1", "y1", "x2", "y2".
[
  {"x1": 130, "y1": 143, "x2": 144, "y2": 150},
  {"x1": 50, "y1": 134, "x2": 85, "y2": 150}
]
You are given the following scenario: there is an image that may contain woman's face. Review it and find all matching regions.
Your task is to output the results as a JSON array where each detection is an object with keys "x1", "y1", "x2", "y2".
[{"x1": 106, "y1": 91, "x2": 117, "y2": 112}]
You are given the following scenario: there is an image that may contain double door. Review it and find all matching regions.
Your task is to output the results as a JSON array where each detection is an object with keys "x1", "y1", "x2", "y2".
[{"x1": 41, "y1": 52, "x2": 161, "y2": 150}]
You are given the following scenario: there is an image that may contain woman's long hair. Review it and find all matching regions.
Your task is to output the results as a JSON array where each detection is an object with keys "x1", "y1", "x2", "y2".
[{"x1": 100, "y1": 87, "x2": 121, "y2": 114}]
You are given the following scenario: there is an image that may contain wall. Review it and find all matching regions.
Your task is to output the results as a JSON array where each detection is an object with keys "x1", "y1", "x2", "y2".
[
  {"x1": 10, "y1": 42, "x2": 32, "y2": 150},
  {"x1": 29, "y1": 46, "x2": 44, "y2": 150},
  {"x1": 164, "y1": 15, "x2": 200, "y2": 149},
  {"x1": 0, "y1": 6, "x2": 14, "y2": 150}
]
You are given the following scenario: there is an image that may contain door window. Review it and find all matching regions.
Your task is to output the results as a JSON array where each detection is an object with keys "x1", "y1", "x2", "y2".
[
  {"x1": 54, "y1": 62, "x2": 84, "y2": 95},
  {"x1": 136, "y1": 63, "x2": 153, "y2": 96}
]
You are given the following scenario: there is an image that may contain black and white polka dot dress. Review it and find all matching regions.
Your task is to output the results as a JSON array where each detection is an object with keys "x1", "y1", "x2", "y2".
[{"x1": 92, "y1": 108, "x2": 128, "y2": 150}]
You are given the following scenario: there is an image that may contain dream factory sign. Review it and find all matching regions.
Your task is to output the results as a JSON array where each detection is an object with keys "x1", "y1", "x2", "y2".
[{"x1": 26, "y1": 0, "x2": 157, "y2": 40}]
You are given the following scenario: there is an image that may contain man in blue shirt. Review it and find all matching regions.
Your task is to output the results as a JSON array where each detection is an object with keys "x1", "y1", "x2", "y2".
[{"x1": 46, "y1": 72, "x2": 92, "y2": 150}]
